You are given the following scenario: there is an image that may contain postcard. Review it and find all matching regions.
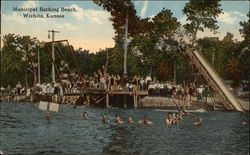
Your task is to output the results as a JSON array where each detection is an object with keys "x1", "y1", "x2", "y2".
[{"x1": 1, "y1": 1, "x2": 249, "y2": 154}]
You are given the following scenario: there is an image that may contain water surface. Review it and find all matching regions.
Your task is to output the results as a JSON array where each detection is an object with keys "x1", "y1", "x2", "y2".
[{"x1": 0, "y1": 102, "x2": 249, "y2": 154}]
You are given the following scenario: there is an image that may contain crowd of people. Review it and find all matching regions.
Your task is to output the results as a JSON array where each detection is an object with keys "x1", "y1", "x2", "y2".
[
  {"x1": 0, "y1": 66, "x2": 210, "y2": 104},
  {"x1": 80, "y1": 110, "x2": 202, "y2": 127}
]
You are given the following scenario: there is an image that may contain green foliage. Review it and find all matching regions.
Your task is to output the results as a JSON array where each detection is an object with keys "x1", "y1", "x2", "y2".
[
  {"x1": 128, "y1": 8, "x2": 183, "y2": 81},
  {"x1": 183, "y1": 0, "x2": 222, "y2": 45},
  {"x1": 152, "y1": 8, "x2": 181, "y2": 39},
  {"x1": 197, "y1": 32, "x2": 249, "y2": 84},
  {"x1": 1, "y1": 34, "x2": 90, "y2": 87},
  {"x1": 225, "y1": 59, "x2": 242, "y2": 88},
  {"x1": 238, "y1": 12, "x2": 250, "y2": 81},
  {"x1": 156, "y1": 62, "x2": 172, "y2": 81},
  {"x1": 2, "y1": 0, "x2": 248, "y2": 88},
  {"x1": 92, "y1": 0, "x2": 153, "y2": 37},
  {"x1": 239, "y1": 13, "x2": 250, "y2": 42},
  {"x1": 2, "y1": 34, "x2": 40, "y2": 87}
]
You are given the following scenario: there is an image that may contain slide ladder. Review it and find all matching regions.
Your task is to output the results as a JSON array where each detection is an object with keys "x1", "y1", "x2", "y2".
[{"x1": 187, "y1": 49, "x2": 245, "y2": 112}]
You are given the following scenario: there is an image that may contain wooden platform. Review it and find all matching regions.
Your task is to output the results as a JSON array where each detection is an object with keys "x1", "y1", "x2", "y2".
[
  {"x1": 85, "y1": 89, "x2": 149, "y2": 108},
  {"x1": 86, "y1": 89, "x2": 148, "y2": 96}
]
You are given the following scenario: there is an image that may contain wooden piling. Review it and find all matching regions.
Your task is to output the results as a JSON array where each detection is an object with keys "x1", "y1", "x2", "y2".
[
  {"x1": 106, "y1": 92, "x2": 109, "y2": 108},
  {"x1": 133, "y1": 92, "x2": 138, "y2": 108},
  {"x1": 124, "y1": 95, "x2": 127, "y2": 108}
]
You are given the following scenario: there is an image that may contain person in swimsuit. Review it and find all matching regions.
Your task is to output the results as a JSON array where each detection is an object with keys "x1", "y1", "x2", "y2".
[
  {"x1": 128, "y1": 116, "x2": 134, "y2": 124},
  {"x1": 193, "y1": 118, "x2": 202, "y2": 127},
  {"x1": 114, "y1": 114, "x2": 124, "y2": 124},
  {"x1": 165, "y1": 113, "x2": 173, "y2": 125},
  {"x1": 139, "y1": 116, "x2": 153, "y2": 125},
  {"x1": 82, "y1": 112, "x2": 89, "y2": 120},
  {"x1": 101, "y1": 114, "x2": 109, "y2": 124}
]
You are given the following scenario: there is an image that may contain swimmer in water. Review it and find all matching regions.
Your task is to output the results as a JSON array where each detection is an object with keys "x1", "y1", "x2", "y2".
[
  {"x1": 101, "y1": 114, "x2": 109, "y2": 124},
  {"x1": 241, "y1": 121, "x2": 246, "y2": 126},
  {"x1": 179, "y1": 110, "x2": 185, "y2": 117},
  {"x1": 82, "y1": 112, "x2": 89, "y2": 120},
  {"x1": 193, "y1": 118, "x2": 202, "y2": 127},
  {"x1": 176, "y1": 113, "x2": 183, "y2": 121},
  {"x1": 128, "y1": 116, "x2": 134, "y2": 124},
  {"x1": 171, "y1": 113, "x2": 178, "y2": 125},
  {"x1": 139, "y1": 116, "x2": 153, "y2": 125},
  {"x1": 165, "y1": 113, "x2": 173, "y2": 125},
  {"x1": 114, "y1": 114, "x2": 124, "y2": 124}
]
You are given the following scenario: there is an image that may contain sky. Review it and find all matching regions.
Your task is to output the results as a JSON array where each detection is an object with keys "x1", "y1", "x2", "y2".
[{"x1": 1, "y1": 0, "x2": 249, "y2": 53}]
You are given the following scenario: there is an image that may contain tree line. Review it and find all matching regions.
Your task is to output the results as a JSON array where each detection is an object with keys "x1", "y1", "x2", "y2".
[{"x1": 1, "y1": 0, "x2": 249, "y2": 89}]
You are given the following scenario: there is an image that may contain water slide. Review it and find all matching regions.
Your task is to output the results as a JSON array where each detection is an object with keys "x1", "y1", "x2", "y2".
[{"x1": 187, "y1": 49, "x2": 245, "y2": 112}]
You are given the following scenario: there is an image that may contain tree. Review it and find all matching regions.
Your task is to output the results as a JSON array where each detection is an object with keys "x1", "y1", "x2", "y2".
[
  {"x1": 156, "y1": 62, "x2": 172, "y2": 81},
  {"x1": 75, "y1": 49, "x2": 90, "y2": 75},
  {"x1": 129, "y1": 8, "x2": 182, "y2": 79},
  {"x1": 197, "y1": 37, "x2": 219, "y2": 66},
  {"x1": 2, "y1": 34, "x2": 40, "y2": 89},
  {"x1": 183, "y1": 0, "x2": 222, "y2": 46},
  {"x1": 152, "y1": 8, "x2": 181, "y2": 40},
  {"x1": 225, "y1": 59, "x2": 242, "y2": 88},
  {"x1": 239, "y1": 13, "x2": 250, "y2": 80},
  {"x1": 239, "y1": 13, "x2": 250, "y2": 43},
  {"x1": 93, "y1": 0, "x2": 153, "y2": 38}
]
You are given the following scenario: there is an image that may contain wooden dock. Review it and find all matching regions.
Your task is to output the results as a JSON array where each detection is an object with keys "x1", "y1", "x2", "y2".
[{"x1": 85, "y1": 89, "x2": 149, "y2": 108}]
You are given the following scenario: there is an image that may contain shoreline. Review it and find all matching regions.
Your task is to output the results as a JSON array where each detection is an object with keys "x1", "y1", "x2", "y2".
[{"x1": 1, "y1": 94, "x2": 248, "y2": 111}]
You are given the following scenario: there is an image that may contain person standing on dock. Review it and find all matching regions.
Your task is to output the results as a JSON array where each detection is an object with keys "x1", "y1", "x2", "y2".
[
  {"x1": 197, "y1": 85, "x2": 204, "y2": 103},
  {"x1": 106, "y1": 74, "x2": 111, "y2": 90},
  {"x1": 188, "y1": 85, "x2": 194, "y2": 102},
  {"x1": 110, "y1": 74, "x2": 115, "y2": 91},
  {"x1": 16, "y1": 82, "x2": 22, "y2": 101},
  {"x1": 53, "y1": 82, "x2": 59, "y2": 103},
  {"x1": 159, "y1": 82, "x2": 165, "y2": 97},
  {"x1": 145, "y1": 75, "x2": 152, "y2": 90},
  {"x1": 26, "y1": 87, "x2": 31, "y2": 101},
  {"x1": 100, "y1": 76, "x2": 105, "y2": 89},
  {"x1": 140, "y1": 78, "x2": 146, "y2": 91}
]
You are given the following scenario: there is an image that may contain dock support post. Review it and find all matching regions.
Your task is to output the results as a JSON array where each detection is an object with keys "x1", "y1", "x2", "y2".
[
  {"x1": 134, "y1": 94, "x2": 138, "y2": 108},
  {"x1": 124, "y1": 95, "x2": 127, "y2": 108},
  {"x1": 106, "y1": 92, "x2": 109, "y2": 108}
]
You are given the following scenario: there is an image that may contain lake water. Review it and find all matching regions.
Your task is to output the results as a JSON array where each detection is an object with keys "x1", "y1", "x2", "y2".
[{"x1": 0, "y1": 102, "x2": 249, "y2": 155}]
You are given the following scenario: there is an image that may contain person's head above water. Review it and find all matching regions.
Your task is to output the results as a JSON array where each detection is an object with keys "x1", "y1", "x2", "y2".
[
  {"x1": 144, "y1": 116, "x2": 149, "y2": 122},
  {"x1": 198, "y1": 118, "x2": 202, "y2": 122},
  {"x1": 103, "y1": 114, "x2": 108, "y2": 118},
  {"x1": 167, "y1": 113, "x2": 172, "y2": 119},
  {"x1": 128, "y1": 116, "x2": 133, "y2": 122}
]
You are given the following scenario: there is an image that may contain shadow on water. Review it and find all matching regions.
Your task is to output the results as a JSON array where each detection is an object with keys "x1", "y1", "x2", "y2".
[
  {"x1": 102, "y1": 125, "x2": 130, "y2": 154},
  {"x1": 222, "y1": 112, "x2": 249, "y2": 154}
]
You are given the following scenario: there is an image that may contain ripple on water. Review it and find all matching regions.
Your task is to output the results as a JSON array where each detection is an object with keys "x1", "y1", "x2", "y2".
[{"x1": 0, "y1": 102, "x2": 249, "y2": 154}]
